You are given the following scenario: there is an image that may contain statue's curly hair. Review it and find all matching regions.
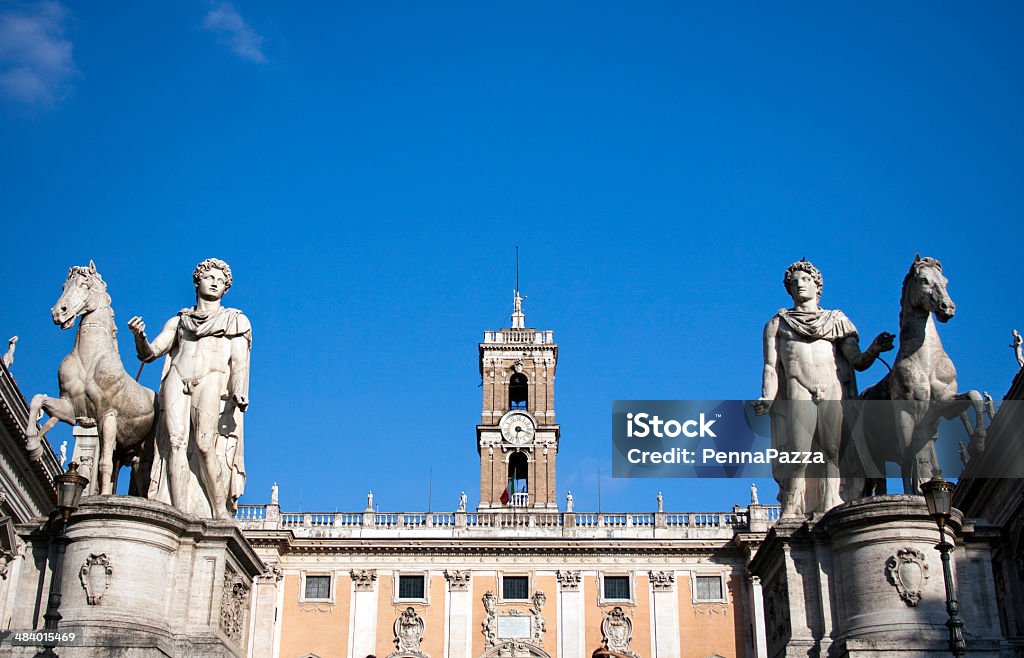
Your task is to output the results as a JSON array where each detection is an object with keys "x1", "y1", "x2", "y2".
[
  {"x1": 192, "y1": 258, "x2": 233, "y2": 290},
  {"x1": 783, "y1": 258, "x2": 822, "y2": 299}
]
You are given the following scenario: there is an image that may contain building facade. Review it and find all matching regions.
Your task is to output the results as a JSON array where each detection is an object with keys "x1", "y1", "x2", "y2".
[
  {"x1": 0, "y1": 356, "x2": 63, "y2": 633},
  {"x1": 236, "y1": 294, "x2": 779, "y2": 658}
]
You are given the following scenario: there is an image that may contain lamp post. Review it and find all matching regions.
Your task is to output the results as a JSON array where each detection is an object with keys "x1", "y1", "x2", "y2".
[
  {"x1": 920, "y1": 473, "x2": 966, "y2": 658},
  {"x1": 41, "y1": 462, "x2": 88, "y2": 633}
]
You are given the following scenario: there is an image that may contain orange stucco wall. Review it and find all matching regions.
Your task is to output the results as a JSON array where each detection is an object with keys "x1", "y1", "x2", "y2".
[
  {"x1": 279, "y1": 572, "x2": 351, "y2": 658},
  {"x1": 584, "y1": 575, "x2": 653, "y2": 656},
  {"x1": 678, "y1": 573, "x2": 745, "y2": 658},
  {"x1": 374, "y1": 574, "x2": 448, "y2": 658}
]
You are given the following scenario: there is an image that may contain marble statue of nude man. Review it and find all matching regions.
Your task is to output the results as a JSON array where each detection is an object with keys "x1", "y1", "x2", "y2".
[
  {"x1": 752, "y1": 259, "x2": 893, "y2": 518},
  {"x1": 128, "y1": 258, "x2": 251, "y2": 519}
]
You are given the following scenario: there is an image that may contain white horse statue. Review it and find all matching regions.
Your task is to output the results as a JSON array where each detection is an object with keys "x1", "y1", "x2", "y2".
[{"x1": 25, "y1": 262, "x2": 157, "y2": 495}]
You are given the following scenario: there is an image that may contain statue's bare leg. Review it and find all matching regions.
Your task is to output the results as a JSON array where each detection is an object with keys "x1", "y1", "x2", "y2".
[
  {"x1": 195, "y1": 381, "x2": 228, "y2": 519},
  {"x1": 160, "y1": 374, "x2": 191, "y2": 512},
  {"x1": 781, "y1": 399, "x2": 816, "y2": 518},
  {"x1": 98, "y1": 410, "x2": 118, "y2": 495},
  {"x1": 817, "y1": 400, "x2": 844, "y2": 511}
]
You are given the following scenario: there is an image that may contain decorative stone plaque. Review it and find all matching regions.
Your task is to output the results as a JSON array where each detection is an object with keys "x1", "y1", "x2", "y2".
[
  {"x1": 885, "y1": 547, "x2": 929, "y2": 607},
  {"x1": 497, "y1": 615, "x2": 532, "y2": 639},
  {"x1": 79, "y1": 553, "x2": 113, "y2": 605}
]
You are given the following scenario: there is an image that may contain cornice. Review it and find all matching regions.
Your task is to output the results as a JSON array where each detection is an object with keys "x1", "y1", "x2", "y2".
[{"x1": 241, "y1": 531, "x2": 756, "y2": 560}]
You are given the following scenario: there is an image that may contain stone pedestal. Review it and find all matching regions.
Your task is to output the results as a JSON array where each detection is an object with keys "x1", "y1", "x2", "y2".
[
  {"x1": 13, "y1": 496, "x2": 263, "y2": 658},
  {"x1": 70, "y1": 426, "x2": 99, "y2": 496},
  {"x1": 749, "y1": 495, "x2": 1004, "y2": 658}
]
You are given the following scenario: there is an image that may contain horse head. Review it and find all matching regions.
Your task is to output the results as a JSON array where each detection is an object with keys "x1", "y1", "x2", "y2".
[
  {"x1": 900, "y1": 254, "x2": 954, "y2": 324},
  {"x1": 51, "y1": 260, "x2": 111, "y2": 330}
]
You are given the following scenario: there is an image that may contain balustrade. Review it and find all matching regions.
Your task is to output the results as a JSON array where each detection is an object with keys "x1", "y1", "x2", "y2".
[{"x1": 235, "y1": 504, "x2": 781, "y2": 536}]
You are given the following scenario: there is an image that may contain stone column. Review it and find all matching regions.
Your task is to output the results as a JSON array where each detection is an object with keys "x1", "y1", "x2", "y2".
[
  {"x1": 247, "y1": 565, "x2": 282, "y2": 658},
  {"x1": 444, "y1": 570, "x2": 472, "y2": 658},
  {"x1": 649, "y1": 571, "x2": 679, "y2": 658},
  {"x1": 348, "y1": 570, "x2": 378, "y2": 658},
  {"x1": 748, "y1": 574, "x2": 768, "y2": 658},
  {"x1": 70, "y1": 426, "x2": 99, "y2": 496},
  {"x1": 557, "y1": 570, "x2": 584, "y2": 658}
]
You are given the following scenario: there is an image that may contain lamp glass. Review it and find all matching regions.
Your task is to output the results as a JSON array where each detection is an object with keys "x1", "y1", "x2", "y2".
[
  {"x1": 54, "y1": 462, "x2": 88, "y2": 517},
  {"x1": 922, "y1": 478, "x2": 953, "y2": 520}
]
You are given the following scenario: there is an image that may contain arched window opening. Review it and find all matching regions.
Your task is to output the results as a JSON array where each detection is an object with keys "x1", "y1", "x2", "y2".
[
  {"x1": 505, "y1": 452, "x2": 529, "y2": 507},
  {"x1": 509, "y1": 373, "x2": 528, "y2": 410}
]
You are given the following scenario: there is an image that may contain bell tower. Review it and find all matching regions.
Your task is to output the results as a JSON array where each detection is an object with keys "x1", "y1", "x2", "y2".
[{"x1": 477, "y1": 290, "x2": 559, "y2": 510}]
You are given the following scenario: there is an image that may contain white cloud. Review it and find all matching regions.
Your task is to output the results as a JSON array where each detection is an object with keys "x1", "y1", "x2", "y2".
[
  {"x1": 203, "y1": 2, "x2": 266, "y2": 64},
  {"x1": 0, "y1": 1, "x2": 74, "y2": 107}
]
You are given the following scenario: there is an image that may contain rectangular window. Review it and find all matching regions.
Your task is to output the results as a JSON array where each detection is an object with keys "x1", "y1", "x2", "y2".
[
  {"x1": 696, "y1": 575, "x2": 724, "y2": 601},
  {"x1": 503, "y1": 576, "x2": 529, "y2": 600},
  {"x1": 603, "y1": 576, "x2": 631, "y2": 600},
  {"x1": 398, "y1": 575, "x2": 425, "y2": 600},
  {"x1": 304, "y1": 575, "x2": 331, "y2": 600}
]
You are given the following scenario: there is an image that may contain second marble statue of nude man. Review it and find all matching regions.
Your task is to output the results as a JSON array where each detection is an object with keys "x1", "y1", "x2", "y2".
[
  {"x1": 128, "y1": 258, "x2": 251, "y2": 520},
  {"x1": 752, "y1": 259, "x2": 893, "y2": 518}
]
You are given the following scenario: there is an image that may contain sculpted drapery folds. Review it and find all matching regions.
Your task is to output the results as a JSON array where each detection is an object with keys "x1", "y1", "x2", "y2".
[
  {"x1": 752, "y1": 259, "x2": 893, "y2": 518},
  {"x1": 129, "y1": 258, "x2": 251, "y2": 520}
]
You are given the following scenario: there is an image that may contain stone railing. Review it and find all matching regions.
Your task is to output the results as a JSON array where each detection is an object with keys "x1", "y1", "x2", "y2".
[
  {"x1": 482, "y1": 329, "x2": 555, "y2": 345},
  {"x1": 234, "y1": 504, "x2": 780, "y2": 539}
]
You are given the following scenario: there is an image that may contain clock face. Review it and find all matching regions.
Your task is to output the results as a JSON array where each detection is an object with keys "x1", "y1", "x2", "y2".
[{"x1": 500, "y1": 412, "x2": 536, "y2": 444}]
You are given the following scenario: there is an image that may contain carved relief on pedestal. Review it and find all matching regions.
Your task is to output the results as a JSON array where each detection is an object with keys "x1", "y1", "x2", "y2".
[
  {"x1": 351, "y1": 569, "x2": 377, "y2": 591},
  {"x1": 764, "y1": 580, "x2": 791, "y2": 647},
  {"x1": 79, "y1": 553, "x2": 113, "y2": 605},
  {"x1": 600, "y1": 606, "x2": 638, "y2": 658},
  {"x1": 445, "y1": 569, "x2": 470, "y2": 591},
  {"x1": 649, "y1": 570, "x2": 675, "y2": 592},
  {"x1": 220, "y1": 568, "x2": 250, "y2": 643},
  {"x1": 388, "y1": 606, "x2": 428, "y2": 658},
  {"x1": 885, "y1": 547, "x2": 930, "y2": 607},
  {"x1": 556, "y1": 569, "x2": 580, "y2": 591}
]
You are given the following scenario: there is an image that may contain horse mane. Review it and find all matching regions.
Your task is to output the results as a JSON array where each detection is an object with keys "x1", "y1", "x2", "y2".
[
  {"x1": 898, "y1": 256, "x2": 943, "y2": 326},
  {"x1": 67, "y1": 265, "x2": 112, "y2": 308}
]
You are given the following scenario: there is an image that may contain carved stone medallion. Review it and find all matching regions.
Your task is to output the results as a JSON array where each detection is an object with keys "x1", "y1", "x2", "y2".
[
  {"x1": 79, "y1": 553, "x2": 113, "y2": 605},
  {"x1": 885, "y1": 547, "x2": 929, "y2": 607},
  {"x1": 601, "y1": 606, "x2": 638, "y2": 658},
  {"x1": 388, "y1": 606, "x2": 428, "y2": 658}
]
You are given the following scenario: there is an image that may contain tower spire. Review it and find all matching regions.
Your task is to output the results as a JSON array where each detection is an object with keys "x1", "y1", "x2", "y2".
[{"x1": 511, "y1": 246, "x2": 525, "y2": 329}]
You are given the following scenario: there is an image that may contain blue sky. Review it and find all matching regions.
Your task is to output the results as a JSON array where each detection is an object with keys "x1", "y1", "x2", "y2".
[{"x1": 1, "y1": 2, "x2": 1021, "y2": 514}]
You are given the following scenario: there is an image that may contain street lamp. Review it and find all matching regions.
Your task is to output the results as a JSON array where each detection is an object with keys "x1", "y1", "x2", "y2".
[
  {"x1": 920, "y1": 473, "x2": 966, "y2": 658},
  {"x1": 42, "y1": 462, "x2": 88, "y2": 634},
  {"x1": 55, "y1": 461, "x2": 88, "y2": 523}
]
